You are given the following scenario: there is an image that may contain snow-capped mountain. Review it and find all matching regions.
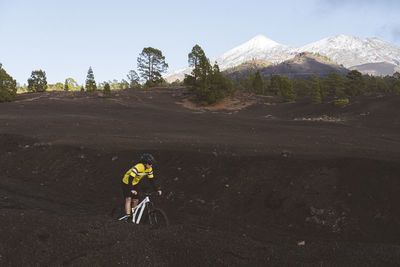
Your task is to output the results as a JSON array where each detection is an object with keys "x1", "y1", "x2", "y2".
[
  {"x1": 165, "y1": 35, "x2": 296, "y2": 82},
  {"x1": 298, "y1": 35, "x2": 400, "y2": 68},
  {"x1": 165, "y1": 34, "x2": 400, "y2": 81},
  {"x1": 213, "y1": 34, "x2": 296, "y2": 70}
]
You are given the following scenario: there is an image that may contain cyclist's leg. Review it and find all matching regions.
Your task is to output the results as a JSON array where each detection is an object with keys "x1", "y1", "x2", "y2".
[
  {"x1": 132, "y1": 182, "x2": 143, "y2": 209},
  {"x1": 121, "y1": 182, "x2": 134, "y2": 217},
  {"x1": 132, "y1": 198, "x2": 139, "y2": 208},
  {"x1": 125, "y1": 196, "x2": 132, "y2": 215}
]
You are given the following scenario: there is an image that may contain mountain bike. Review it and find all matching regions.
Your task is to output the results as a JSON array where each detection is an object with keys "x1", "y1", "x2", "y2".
[{"x1": 112, "y1": 192, "x2": 169, "y2": 227}]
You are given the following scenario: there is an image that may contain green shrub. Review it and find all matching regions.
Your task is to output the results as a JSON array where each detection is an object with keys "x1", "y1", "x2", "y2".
[
  {"x1": 333, "y1": 98, "x2": 349, "y2": 106},
  {"x1": 103, "y1": 83, "x2": 111, "y2": 97},
  {"x1": 27, "y1": 70, "x2": 47, "y2": 92},
  {"x1": 0, "y1": 63, "x2": 17, "y2": 102}
]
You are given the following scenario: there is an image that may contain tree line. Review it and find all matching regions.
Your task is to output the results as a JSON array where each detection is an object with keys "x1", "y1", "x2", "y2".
[
  {"x1": 1, "y1": 45, "x2": 400, "y2": 104},
  {"x1": 239, "y1": 69, "x2": 400, "y2": 103},
  {"x1": 182, "y1": 45, "x2": 400, "y2": 105},
  {"x1": 0, "y1": 47, "x2": 169, "y2": 101}
]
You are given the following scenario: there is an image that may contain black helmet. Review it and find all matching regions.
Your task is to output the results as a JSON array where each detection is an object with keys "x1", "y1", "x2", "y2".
[{"x1": 140, "y1": 153, "x2": 155, "y2": 165}]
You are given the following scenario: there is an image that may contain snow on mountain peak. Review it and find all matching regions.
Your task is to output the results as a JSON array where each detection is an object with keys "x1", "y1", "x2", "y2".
[
  {"x1": 212, "y1": 34, "x2": 295, "y2": 70},
  {"x1": 245, "y1": 34, "x2": 280, "y2": 49}
]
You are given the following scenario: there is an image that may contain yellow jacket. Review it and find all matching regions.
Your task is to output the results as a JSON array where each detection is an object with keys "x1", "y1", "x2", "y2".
[{"x1": 122, "y1": 163, "x2": 154, "y2": 186}]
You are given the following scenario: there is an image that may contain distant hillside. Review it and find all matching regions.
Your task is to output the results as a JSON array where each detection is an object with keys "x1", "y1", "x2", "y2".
[
  {"x1": 350, "y1": 62, "x2": 400, "y2": 76},
  {"x1": 224, "y1": 52, "x2": 349, "y2": 80},
  {"x1": 223, "y1": 59, "x2": 272, "y2": 75}
]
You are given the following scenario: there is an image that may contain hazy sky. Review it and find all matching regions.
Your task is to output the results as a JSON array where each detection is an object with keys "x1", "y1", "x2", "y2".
[{"x1": 1, "y1": 0, "x2": 399, "y2": 85}]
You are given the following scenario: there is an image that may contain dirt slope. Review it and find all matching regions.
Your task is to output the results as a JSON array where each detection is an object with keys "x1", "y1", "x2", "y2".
[{"x1": 1, "y1": 88, "x2": 400, "y2": 266}]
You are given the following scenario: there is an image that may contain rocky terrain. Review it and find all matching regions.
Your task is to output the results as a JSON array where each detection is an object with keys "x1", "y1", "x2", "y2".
[{"x1": 1, "y1": 87, "x2": 400, "y2": 266}]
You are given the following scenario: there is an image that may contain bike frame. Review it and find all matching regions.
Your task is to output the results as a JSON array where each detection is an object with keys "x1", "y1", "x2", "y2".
[{"x1": 131, "y1": 196, "x2": 150, "y2": 224}]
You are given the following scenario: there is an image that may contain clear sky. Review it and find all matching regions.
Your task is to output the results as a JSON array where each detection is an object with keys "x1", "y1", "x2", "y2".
[{"x1": 1, "y1": 0, "x2": 399, "y2": 85}]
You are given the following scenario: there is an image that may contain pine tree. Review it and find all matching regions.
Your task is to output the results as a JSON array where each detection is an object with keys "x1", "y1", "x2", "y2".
[
  {"x1": 127, "y1": 70, "x2": 140, "y2": 88},
  {"x1": 269, "y1": 75, "x2": 281, "y2": 95},
  {"x1": 311, "y1": 75, "x2": 322, "y2": 103},
  {"x1": 0, "y1": 63, "x2": 17, "y2": 102},
  {"x1": 252, "y1": 71, "x2": 264, "y2": 94},
  {"x1": 292, "y1": 78, "x2": 311, "y2": 97},
  {"x1": 345, "y1": 70, "x2": 365, "y2": 96},
  {"x1": 119, "y1": 79, "x2": 130, "y2": 89},
  {"x1": 393, "y1": 72, "x2": 400, "y2": 93},
  {"x1": 85, "y1": 67, "x2": 97, "y2": 92},
  {"x1": 322, "y1": 72, "x2": 345, "y2": 97},
  {"x1": 185, "y1": 45, "x2": 212, "y2": 89},
  {"x1": 65, "y1": 78, "x2": 79, "y2": 91},
  {"x1": 103, "y1": 83, "x2": 111, "y2": 97},
  {"x1": 27, "y1": 70, "x2": 47, "y2": 92},
  {"x1": 278, "y1": 77, "x2": 296, "y2": 102},
  {"x1": 209, "y1": 62, "x2": 232, "y2": 102},
  {"x1": 188, "y1": 45, "x2": 207, "y2": 80},
  {"x1": 64, "y1": 79, "x2": 69, "y2": 91},
  {"x1": 137, "y1": 47, "x2": 168, "y2": 86},
  {"x1": 184, "y1": 45, "x2": 232, "y2": 105},
  {"x1": 52, "y1": 82, "x2": 64, "y2": 91}
]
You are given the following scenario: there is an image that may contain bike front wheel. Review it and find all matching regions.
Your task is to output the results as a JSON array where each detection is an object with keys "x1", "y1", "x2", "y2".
[{"x1": 148, "y1": 208, "x2": 169, "y2": 228}]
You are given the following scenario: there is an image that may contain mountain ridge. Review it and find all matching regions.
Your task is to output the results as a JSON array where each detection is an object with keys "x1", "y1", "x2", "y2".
[
  {"x1": 298, "y1": 35, "x2": 400, "y2": 68},
  {"x1": 224, "y1": 52, "x2": 349, "y2": 80},
  {"x1": 165, "y1": 34, "x2": 400, "y2": 81}
]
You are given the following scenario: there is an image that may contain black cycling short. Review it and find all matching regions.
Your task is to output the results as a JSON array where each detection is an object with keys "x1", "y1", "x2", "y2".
[{"x1": 121, "y1": 181, "x2": 142, "y2": 198}]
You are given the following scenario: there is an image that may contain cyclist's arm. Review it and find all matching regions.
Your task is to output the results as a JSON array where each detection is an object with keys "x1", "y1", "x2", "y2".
[
  {"x1": 147, "y1": 168, "x2": 161, "y2": 193},
  {"x1": 128, "y1": 169, "x2": 138, "y2": 188},
  {"x1": 149, "y1": 178, "x2": 160, "y2": 191}
]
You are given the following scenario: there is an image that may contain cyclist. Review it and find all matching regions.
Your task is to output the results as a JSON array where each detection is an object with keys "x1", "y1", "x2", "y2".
[{"x1": 120, "y1": 153, "x2": 162, "y2": 222}]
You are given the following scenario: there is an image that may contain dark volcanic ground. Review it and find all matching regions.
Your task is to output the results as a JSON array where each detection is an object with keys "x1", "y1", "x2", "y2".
[{"x1": 1, "y1": 88, "x2": 400, "y2": 266}]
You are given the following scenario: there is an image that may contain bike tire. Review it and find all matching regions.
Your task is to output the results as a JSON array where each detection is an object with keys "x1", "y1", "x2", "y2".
[{"x1": 148, "y1": 208, "x2": 169, "y2": 228}]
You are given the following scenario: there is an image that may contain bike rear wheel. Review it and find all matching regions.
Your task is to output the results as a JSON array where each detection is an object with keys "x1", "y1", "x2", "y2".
[{"x1": 148, "y1": 208, "x2": 169, "y2": 228}]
